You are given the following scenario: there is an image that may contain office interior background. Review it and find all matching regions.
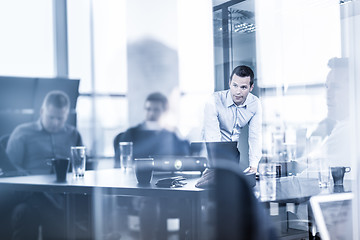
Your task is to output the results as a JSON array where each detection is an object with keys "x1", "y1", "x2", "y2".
[{"x1": 1, "y1": 0, "x2": 360, "y2": 239}]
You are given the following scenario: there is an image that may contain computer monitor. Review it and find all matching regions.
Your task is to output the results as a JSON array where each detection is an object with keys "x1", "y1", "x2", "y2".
[
  {"x1": 190, "y1": 141, "x2": 240, "y2": 167},
  {"x1": 310, "y1": 192, "x2": 353, "y2": 240}
]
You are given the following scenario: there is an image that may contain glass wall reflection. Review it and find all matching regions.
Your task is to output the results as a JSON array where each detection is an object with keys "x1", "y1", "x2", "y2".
[{"x1": 0, "y1": 0, "x2": 359, "y2": 239}]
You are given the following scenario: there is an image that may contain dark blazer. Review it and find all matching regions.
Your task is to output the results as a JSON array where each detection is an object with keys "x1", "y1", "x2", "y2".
[{"x1": 113, "y1": 124, "x2": 190, "y2": 168}]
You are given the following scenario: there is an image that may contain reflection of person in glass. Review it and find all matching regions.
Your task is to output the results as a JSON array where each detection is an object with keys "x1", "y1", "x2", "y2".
[
  {"x1": 302, "y1": 58, "x2": 352, "y2": 178},
  {"x1": 6, "y1": 90, "x2": 83, "y2": 239},
  {"x1": 203, "y1": 65, "x2": 262, "y2": 172},
  {"x1": 318, "y1": 58, "x2": 352, "y2": 171},
  {"x1": 311, "y1": 57, "x2": 349, "y2": 139}
]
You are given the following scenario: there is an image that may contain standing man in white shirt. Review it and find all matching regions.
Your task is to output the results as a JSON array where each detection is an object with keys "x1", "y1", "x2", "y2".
[{"x1": 203, "y1": 65, "x2": 262, "y2": 172}]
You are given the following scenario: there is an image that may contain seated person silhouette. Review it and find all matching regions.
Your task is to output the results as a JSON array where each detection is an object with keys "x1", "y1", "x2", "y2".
[
  {"x1": 113, "y1": 92, "x2": 190, "y2": 166},
  {"x1": 113, "y1": 92, "x2": 190, "y2": 240},
  {"x1": 299, "y1": 58, "x2": 352, "y2": 174},
  {"x1": 6, "y1": 91, "x2": 84, "y2": 240},
  {"x1": 310, "y1": 57, "x2": 349, "y2": 140}
]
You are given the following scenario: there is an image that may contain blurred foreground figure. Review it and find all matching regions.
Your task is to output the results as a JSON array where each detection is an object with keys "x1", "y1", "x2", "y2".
[
  {"x1": 213, "y1": 161, "x2": 277, "y2": 240},
  {"x1": 6, "y1": 90, "x2": 83, "y2": 240}
]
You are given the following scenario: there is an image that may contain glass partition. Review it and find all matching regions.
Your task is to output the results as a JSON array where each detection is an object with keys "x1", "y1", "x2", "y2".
[
  {"x1": 0, "y1": 0, "x2": 55, "y2": 77},
  {"x1": 1, "y1": 0, "x2": 360, "y2": 239},
  {"x1": 213, "y1": 0, "x2": 359, "y2": 239}
]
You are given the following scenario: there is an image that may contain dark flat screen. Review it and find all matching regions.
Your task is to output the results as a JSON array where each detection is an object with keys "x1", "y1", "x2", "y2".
[{"x1": 191, "y1": 141, "x2": 240, "y2": 167}]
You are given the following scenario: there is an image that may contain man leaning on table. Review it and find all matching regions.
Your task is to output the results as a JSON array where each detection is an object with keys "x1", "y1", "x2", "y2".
[
  {"x1": 6, "y1": 90, "x2": 84, "y2": 240},
  {"x1": 203, "y1": 65, "x2": 262, "y2": 172}
]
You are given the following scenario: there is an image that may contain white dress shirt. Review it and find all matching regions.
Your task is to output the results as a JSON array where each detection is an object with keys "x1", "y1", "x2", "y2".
[{"x1": 203, "y1": 90, "x2": 262, "y2": 168}]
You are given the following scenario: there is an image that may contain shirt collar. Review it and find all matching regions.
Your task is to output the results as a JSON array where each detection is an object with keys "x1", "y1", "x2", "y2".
[
  {"x1": 142, "y1": 121, "x2": 162, "y2": 131},
  {"x1": 226, "y1": 90, "x2": 251, "y2": 108},
  {"x1": 36, "y1": 119, "x2": 67, "y2": 133}
]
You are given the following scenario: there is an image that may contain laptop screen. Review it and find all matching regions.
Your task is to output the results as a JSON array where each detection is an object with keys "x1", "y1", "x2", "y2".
[
  {"x1": 190, "y1": 141, "x2": 240, "y2": 167},
  {"x1": 310, "y1": 193, "x2": 353, "y2": 240}
]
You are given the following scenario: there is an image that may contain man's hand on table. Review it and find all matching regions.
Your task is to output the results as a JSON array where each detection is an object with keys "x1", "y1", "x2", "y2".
[
  {"x1": 196, "y1": 166, "x2": 258, "y2": 188},
  {"x1": 243, "y1": 166, "x2": 257, "y2": 174},
  {"x1": 195, "y1": 168, "x2": 215, "y2": 188}
]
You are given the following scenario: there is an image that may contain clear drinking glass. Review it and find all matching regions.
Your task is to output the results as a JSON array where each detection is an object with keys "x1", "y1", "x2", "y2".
[
  {"x1": 317, "y1": 157, "x2": 330, "y2": 188},
  {"x1": 258, "y1": 163, "x2": 277, "y2": 201},
  {"x1": 70, "y1": 146, "x2": 86, "y2": 178},
  {"x1": 119, "y1": 142, "x2": 133, "y2": 170}
]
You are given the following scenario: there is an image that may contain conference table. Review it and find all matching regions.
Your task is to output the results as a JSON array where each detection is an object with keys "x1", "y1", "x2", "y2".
[
  {"x1": 0, "y1": 169, "x2": 208, "y2": 240},
  {"x1": 0, "y1": 168, "x2": 352, "y2": 239},
  {"x1": 254, "y1": 176, "x2": 352, "y2": 239}
]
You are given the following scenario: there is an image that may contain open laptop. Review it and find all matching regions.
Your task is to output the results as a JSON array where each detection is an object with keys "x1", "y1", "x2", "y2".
[
  {"x1": 310, "y1": 192, "x2": 353, "y2": 240},
  {"x1": 190, "y1": 141, "x2": 240, "y2": 167}
]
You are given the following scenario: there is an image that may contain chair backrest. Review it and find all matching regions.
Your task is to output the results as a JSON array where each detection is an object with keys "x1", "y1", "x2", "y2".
[
  {"x1": 0, "y1": 144, "x2": 21, "y2": 176},
  {"x1": 0, "y1": 134, "x2": 9, "y2": 150},
  {"x1": 0, "y1": 76, "x2": 80, "y2": 137},
  {"x1": 213, "y1": 162, "x2": 277, "y2": 240}
]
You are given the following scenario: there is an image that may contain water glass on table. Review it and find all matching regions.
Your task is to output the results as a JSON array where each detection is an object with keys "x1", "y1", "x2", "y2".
[
  {"x1": 71, "y1": 146, "x2": 86, "y2": 178},
  {"x1": 317, "y1": 158, "x2": 330, "y2": 188},
  {"x1": 119, "y1": 142, "x2": 133, "y2": 170},
  {"x1": 258, "y1": 163, "x2": 277, "y2": 201}
]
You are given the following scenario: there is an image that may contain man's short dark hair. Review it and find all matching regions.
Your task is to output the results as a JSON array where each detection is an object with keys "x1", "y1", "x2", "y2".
[
  {"x1": 146, "y1": 92, "x2": 168, "y2": 110},
  {"x1": 230, "y1": 65, "x2": 255, "y2": 86},
  {"x1": 42, "y1": 90, "x2": 70, "y2": 109}
]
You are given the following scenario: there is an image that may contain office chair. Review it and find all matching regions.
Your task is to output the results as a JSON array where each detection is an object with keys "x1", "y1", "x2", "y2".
[
  {"x1": 0, "y1": 134, "x2": 9, "y2": 150},
  {"x1": 0, "y1": 142, "x2": 23, "y2": 176},
  {"x1": 212, "y1": 161, "x2": 277, "y2": 240}
]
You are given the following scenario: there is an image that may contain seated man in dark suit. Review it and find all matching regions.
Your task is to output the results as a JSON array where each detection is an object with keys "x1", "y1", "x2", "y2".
[
  {"x1": 114, "y1": 92, "x2": 190, "y2": 166},
  {"x1": 113, "y1": 92, "x2": 190, "y2": 240}
]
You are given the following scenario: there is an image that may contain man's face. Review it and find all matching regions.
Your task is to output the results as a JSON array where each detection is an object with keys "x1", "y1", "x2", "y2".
[
  {"x1": 40, "y1": 104, "x2": 69, "y2": 133},
  {"x1": 229, "y1": 74, "x2": 254, "y2": 106},
  {"x1": 145, "y1": 101, "x2": 165, "y2": 122}
]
